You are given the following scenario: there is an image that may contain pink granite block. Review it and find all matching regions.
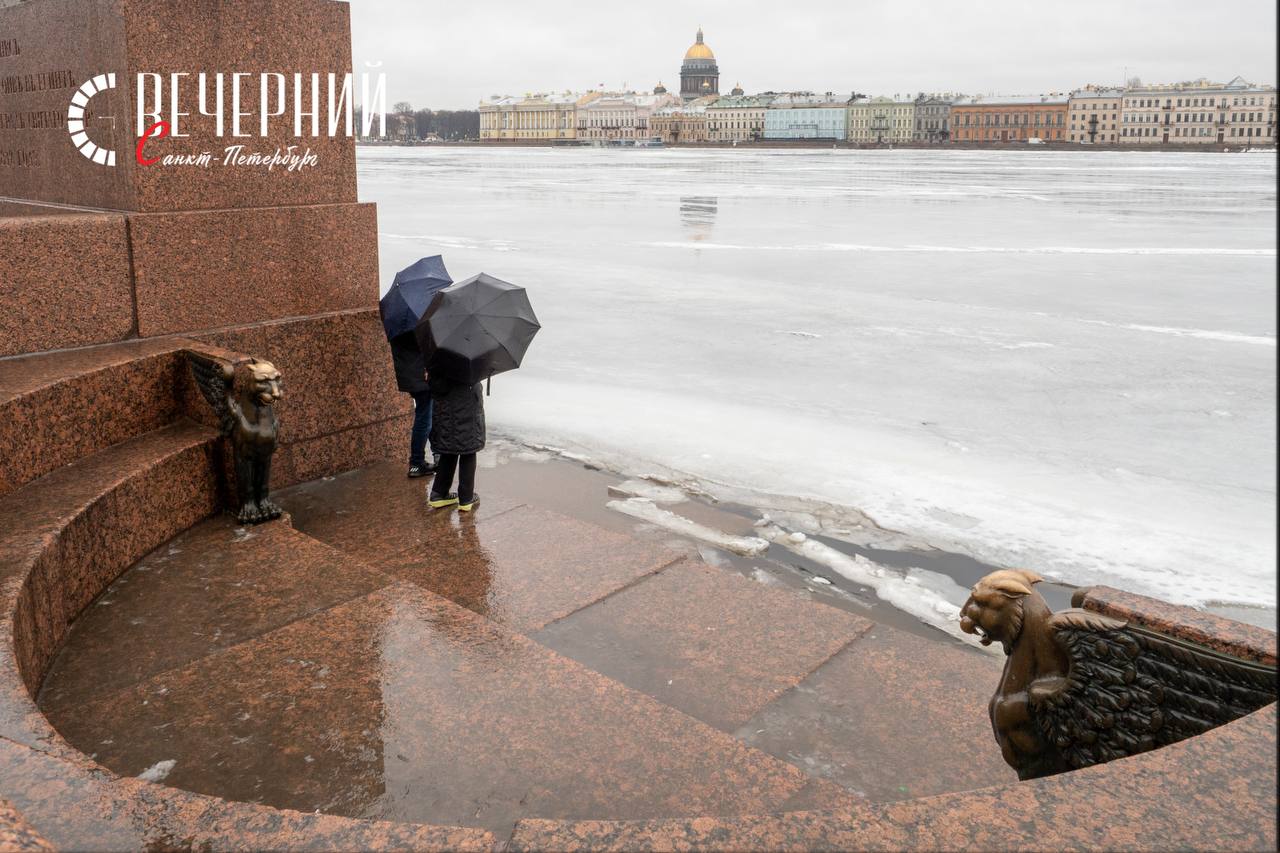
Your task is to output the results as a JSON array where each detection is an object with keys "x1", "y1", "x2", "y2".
[
  {"x1": 0, "y1": 215, "x2": 134, "y2": 358},
  {"x1": 129, "y1": 204, "x2": 379, "y2": 337},
  {"x1": 535, "y1": 559, "x2": 873, "y2": 731}
]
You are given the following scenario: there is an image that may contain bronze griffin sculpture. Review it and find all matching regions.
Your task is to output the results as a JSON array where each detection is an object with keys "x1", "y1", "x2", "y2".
[
  {"x1": 188, "y1": 352, "x2": 284, "y2": 525},
  {"x1": 960, "y1": 569, "x2": 1277, "y2": 780}
]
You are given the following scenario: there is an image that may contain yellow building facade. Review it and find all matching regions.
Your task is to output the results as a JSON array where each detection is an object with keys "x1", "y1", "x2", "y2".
[
  {"x1": 479, "y1": 92, "x2": 600, "y2": 141},
  {"x1": 1067, "y1": 86, "x2": 1122, "y2": 143},
  {"x1": 847, "y1": 97, "x2": 915, "y2": 143},
  {"x1": 706, "y1": 94, "x2": 777, "y2": 142}
]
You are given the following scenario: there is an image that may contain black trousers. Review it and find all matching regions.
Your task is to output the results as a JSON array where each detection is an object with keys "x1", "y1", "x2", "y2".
[{"x1": 432, "y1": 453, "x2": 476, "y2": 503}]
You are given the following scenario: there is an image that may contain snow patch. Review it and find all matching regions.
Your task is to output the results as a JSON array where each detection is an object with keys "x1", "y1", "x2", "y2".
[
  {"x1": 607, "y1": 498, "x2": 769, "y2": 556},
  {"x1": 609, "y1": 479, "x2": 688, "y2": 504},
  {"x1": 137, "y1": 759, "x2": 176, "y2": 782},
  {"x1": 756, "y1": 522, "x2": 999, "y2": 654}
]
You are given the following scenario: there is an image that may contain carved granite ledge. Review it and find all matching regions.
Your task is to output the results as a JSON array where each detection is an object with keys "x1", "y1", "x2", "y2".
[
  {"x1": 0, "y1": 423, "x2": 220, "y2": 753},
  {"x1": 0, "y1": 202, "x2": 379, "y2": 359},
  {"x1": 0, "y1": 317, "x2": 405, "y2": 501},
  {"x1": 1074, "y1": 585, "x2": 1277, "y2": 666},
  {"x1": 507, "y1": 703, "x2": 1276, "y2": 852},
  {"x1": 0, "y1": 338, "x2": 191, "y2": 500},
  {"x1": 272, "y1": 413, "x2": 411, "y2": 487}
]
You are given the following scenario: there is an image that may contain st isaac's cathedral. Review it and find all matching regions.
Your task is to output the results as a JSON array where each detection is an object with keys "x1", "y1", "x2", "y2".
[{"x1": 679, "y1": 28, "x2": 720, "y2": 100}]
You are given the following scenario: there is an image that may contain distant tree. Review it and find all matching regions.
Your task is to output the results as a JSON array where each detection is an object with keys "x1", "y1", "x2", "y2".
[
  {"x1": 413, "y1": 108, "x2": 434, "y2": 138},
  {"x1": 353, "y1": 104, "x2": 478, "y2": 142},
  {"x1": 434, "y1": 110, "x2": 480, "y2": 140},
  {"x1": 384, "y1": 101, "x2": 414, "y2": 141}
]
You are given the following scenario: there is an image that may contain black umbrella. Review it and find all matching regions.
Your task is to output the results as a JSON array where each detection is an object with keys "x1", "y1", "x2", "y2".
[{"x1": 414, "y1": 272, "x2": 540, "y2": 388}]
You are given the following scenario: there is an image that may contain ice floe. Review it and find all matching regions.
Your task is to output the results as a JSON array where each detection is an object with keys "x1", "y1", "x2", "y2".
[
  {"x1": 607, "y1": 498, "x2": 769, "y2": 557},
  {"x1": 754, "y1": 521, "x2": 997, "y2": 654}
]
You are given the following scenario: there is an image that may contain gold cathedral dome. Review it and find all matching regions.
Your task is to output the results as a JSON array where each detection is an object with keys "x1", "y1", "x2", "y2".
[{"x1": 684, "y1": 28, "x2": 715, "y2": 60}]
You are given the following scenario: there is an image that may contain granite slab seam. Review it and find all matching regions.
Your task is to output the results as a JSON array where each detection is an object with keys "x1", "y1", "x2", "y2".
[{"x1": 531, "y1": 553, "x2": 687, "y2": 632}]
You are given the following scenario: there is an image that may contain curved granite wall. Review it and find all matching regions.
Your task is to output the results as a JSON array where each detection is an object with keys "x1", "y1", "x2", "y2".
[{"x1": 0, "y1": 338, "x2": 1273, "y2": 850}]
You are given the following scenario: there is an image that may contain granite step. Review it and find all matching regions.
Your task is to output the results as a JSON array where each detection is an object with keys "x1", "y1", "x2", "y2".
[
  {"x1": 43, "y1": 580, "x2": 832, "y2": 839},
  {"x1": 533, "y1": 558, "x2": 875, "y2": 732},
  {"x1": 37, "y1": 515, "x2": 398, "y2": 711},
  {"x1": 277, "y1": 459, "x2": 1012, "y2": 804},
  {"x1": 0, "y1": 420, "x2": 220, "y2": 749},
  {"x1": 0, "y1": 733, "x2": 495, "y2": 852},
  {"x1": 533, "y1": 554, "x2": 1013, "y2": 802},
  {"x1": 734, "y1": 624, "x2": 1013, "y2": 802},
  {"x1": 0, "y1": 338, "x2": 196, "y2": 499},
  {"x1": 278, "y1": 461, "x2": 684, "y2": 633}
]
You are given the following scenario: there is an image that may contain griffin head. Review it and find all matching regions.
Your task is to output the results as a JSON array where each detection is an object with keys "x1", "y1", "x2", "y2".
[
  {"x1": 235, "y1": 358, "x2": 283, "y2": 407},
  {"x1": 960, "y1": 569, "x2": 1043, "y2": 653}
]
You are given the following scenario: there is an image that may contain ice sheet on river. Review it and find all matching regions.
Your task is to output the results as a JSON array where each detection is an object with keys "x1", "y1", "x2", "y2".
[{"x1": 361, "y1": 147, "x2": 1277, "y2": 613}]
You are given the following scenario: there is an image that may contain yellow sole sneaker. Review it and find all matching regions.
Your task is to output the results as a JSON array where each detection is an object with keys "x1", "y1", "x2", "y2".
[
  {"x1": 458, "y1": 495, "x2": 480, "y2": 513},
  {"x1": 428, "y1": 493, "x2": 458, "y2": 509}
]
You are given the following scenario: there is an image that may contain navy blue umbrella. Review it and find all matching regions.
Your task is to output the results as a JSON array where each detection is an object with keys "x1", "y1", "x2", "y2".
[{"x1": 379, "y1": 255, "x2": 453, "y2": 340}]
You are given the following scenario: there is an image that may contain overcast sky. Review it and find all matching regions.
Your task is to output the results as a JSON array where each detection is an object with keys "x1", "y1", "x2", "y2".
[{"x1": 350, "y1": 0, "x2": 1278, "y2": 111}]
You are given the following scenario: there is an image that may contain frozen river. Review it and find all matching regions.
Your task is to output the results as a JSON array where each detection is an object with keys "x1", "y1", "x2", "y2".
[{"x1": 358, "y1": 146, "x2": 1276, "y2": 614}]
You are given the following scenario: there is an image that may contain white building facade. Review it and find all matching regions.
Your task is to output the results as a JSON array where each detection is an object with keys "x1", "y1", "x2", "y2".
[
  {"x1": 1120, "y1": 77, "x2": 1276, "y2": 145},
  {"x1": 576, "y1": 92, "x2": 680, "y2": 142}
]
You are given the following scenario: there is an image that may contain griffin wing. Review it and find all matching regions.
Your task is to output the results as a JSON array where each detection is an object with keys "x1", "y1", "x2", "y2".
[
  {"x1": 186, "y1": 350, "x2": 236, "y2": 437},
  {"x1": 1029, "y1": 609, "x2": 1277, "y2": 771}
]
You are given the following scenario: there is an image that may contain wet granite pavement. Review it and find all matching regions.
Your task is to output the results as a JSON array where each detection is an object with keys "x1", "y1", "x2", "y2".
[{"x1": 39, "y1": 453, "x2": 1014, "y2": 837}]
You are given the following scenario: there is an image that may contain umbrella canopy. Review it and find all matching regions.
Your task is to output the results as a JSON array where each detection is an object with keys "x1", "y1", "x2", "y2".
[
  {"x1": 379, "y1": 255, "x2": 453, "y2": 340},
  {"x1": 414, "y1": 272, "x2": 540, "y2": 387}
]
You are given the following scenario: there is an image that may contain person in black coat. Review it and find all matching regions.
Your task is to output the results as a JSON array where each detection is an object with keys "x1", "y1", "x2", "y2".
[
  {"x1": 390, "y1": 334, "x2": 437, "y2": 477},
  {"x1": 426, "y1": 373, "x2": 485, "y2": 511}
]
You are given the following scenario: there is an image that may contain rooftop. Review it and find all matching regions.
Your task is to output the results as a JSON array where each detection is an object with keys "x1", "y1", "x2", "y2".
[
  {"x1": 707, "y1": 94, "x2": 779, "y2": 109},
  {"x1": 953, "y1": 94, "x2": 1070, "y2": 106}
]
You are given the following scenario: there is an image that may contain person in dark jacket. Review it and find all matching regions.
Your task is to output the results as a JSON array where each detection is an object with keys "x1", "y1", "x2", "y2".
[
  {"x1": 390, "y1": 334, "x2": 437, "y2": 478},
  {"x1": 426, "y1": 373, "x2": 485, "y2": 512}
]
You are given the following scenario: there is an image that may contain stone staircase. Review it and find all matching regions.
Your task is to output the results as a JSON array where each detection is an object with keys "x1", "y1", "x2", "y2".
[
  {"x1": 0, "y1": 339, "x2": 490, "y2": 849},
  {"x1": 28, "y1": 453, "x2": 1011, "y2": 844},
  {"x1": 0, "y1": 341, "x2": 1275, "y2": 851}
]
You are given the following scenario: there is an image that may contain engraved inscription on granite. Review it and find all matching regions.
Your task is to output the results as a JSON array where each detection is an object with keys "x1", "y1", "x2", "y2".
[{"x1": 0, "y1": 0, "x2": 130, "y2": 209}]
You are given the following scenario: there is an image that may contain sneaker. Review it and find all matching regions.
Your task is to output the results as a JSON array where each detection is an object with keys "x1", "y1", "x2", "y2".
[
  {"x1": 458, "y1": 493, "x2": 481, "y2": 513},
  {"x1": 407, "y1": 463, "x2": 435, "y2": 478},
  {"x1": 428, "y1": 492, "x2": 459, "y2": 509}
]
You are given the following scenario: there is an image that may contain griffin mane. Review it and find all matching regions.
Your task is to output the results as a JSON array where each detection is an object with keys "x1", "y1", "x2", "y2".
[{"x1": 968, "y1": 568, "x2": 1044, "y2": 647}]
